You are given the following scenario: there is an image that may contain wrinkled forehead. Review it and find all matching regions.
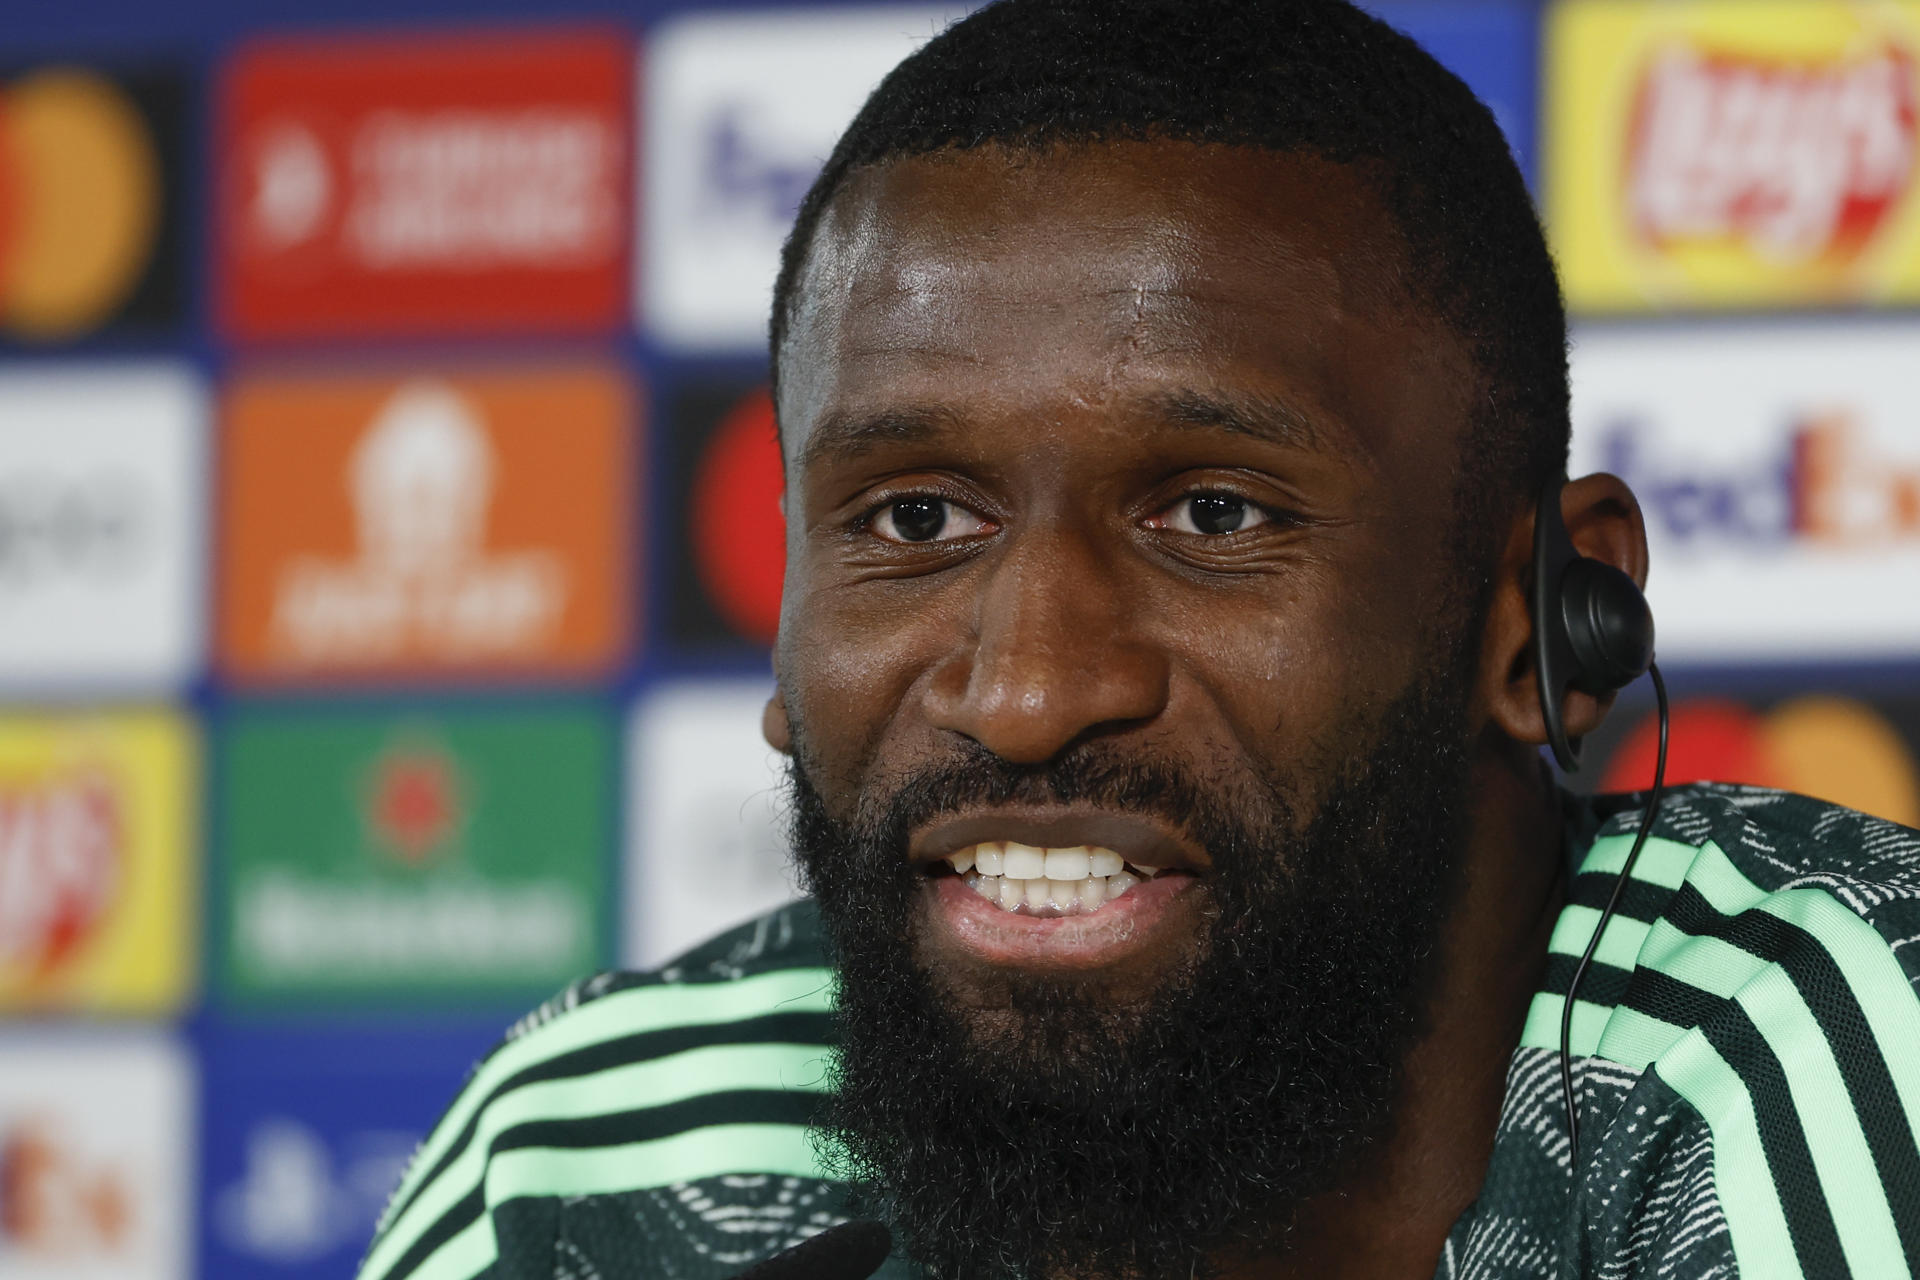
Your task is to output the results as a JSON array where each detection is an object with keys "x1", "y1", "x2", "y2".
[{"x1": 773, "y1": 141, "x2": 1462, "y2": 474}]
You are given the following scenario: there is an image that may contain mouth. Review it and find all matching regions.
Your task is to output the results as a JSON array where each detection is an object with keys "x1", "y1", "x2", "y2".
[
  {"x1": 928, "y1": 841, "x2": 1182, "y2": 916},
  {"x1": 907, "y1": 810, "x2": 1209, "y2": 969}
]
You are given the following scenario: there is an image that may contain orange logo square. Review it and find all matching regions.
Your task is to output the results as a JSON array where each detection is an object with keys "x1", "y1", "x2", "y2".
[{"x1": 217, "y1": 364, "x2": 636, "y2": 683}]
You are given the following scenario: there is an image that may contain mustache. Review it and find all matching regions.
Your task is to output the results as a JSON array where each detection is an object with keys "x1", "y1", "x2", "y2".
[{"x1": 836, "y1": 736, "x2": 1282, "y2": 852}]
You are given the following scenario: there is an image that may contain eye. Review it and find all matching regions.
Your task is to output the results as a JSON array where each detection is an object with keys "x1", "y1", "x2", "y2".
[
  {"x1": 1155, "y1": 493, "x2": 1272, "y2": 536},
  {"x1": 870, "y1": 496, "x2": 991, "y2": 544}
]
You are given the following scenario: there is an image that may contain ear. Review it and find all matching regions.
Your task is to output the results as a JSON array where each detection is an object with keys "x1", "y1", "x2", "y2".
[
  {"x1": 762, "y1": 685, "x2": 793, "y2": 754},
  {"x1": 1483, "y1": 472, "x2": 1650, "y2": 754}
]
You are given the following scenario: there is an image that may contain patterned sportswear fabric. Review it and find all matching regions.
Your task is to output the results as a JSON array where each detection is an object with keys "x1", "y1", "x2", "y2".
[{"x1": 356, "y1": 784, "x2": 1920, "y2": 1280}]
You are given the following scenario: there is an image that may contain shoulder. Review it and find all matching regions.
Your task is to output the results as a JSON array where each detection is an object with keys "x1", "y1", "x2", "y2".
[
  {"x1": 356, "y1": 901, "x2": 840, "y2": 1280},
  {"x1": 1525, "y1": 784, "x2": 1920, "y2": 1279}
]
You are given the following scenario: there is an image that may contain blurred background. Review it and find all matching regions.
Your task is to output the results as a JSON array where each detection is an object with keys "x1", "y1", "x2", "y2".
[{"x1": 0, "y1": 0, "x2": 1916, "y2": 1275}]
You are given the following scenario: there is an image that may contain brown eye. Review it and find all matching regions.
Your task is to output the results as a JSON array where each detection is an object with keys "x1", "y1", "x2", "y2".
[
  {"x1": 1162, "y1": 494, "x2": 1270, "y2": 535},
  {"x1": 870, "y1": 497, "x2": 990, "y2": 544}
]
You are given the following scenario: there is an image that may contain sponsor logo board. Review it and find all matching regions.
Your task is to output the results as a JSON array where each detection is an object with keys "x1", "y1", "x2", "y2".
[
  {"x1": 199, "y1": 1024, "x2": 493, "y2": 1278},
  {"x1": 218, "y1": 30, "x2": 629, "y2": 339},
  {"x1": 0, "y1": 711, "x2": 197, "y2": 1016},
  {"x1": 0, "y1": 1031, "x2": 194, "y2": 1280},
  {"x1": 1569, "y1": 320, "x2": 1920, "y2": 662},
  {"x1": 639, "y1": 6, "x2": 965, "y2": 349},
  {"x1": 1583, "y1": 688, "x2": 1920, "y2": 829},
  {"x1": 0, "y1": 364, "x2": 204, "y2": 692},
  {"x1": 662, "y1": 378, "x2": 784, "y2": 652},
  {"x1": 1548, "y1": 0, "x2": 1920, "y2": 310},
  {"x1": 626, "y1": 680, "x2": 796, "y2": 968},
  {"x1": 219, "y1": 364, "x2": 635, "y2": 685},
  {"x1": 0, "y1": 66, "x2": 187, "y2": 343},
  {"x1": 218, "y1": 703, "x2": 612, "y2": 1005}
]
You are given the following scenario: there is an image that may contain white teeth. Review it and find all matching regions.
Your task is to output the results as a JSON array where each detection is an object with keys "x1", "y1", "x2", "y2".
[
  {"x1": 1002, "y1": 843, "x2": 1046, "y2": 879},
  {"x1": 1077, "y1": 876, "x2": 1105, "y2": 911},
  {"x1": 1043, "y1": 848, "x2": 1090, "y2": 880},
  {"x1": 944, "y1": 842, "x2": 1174, "y2": 916}
]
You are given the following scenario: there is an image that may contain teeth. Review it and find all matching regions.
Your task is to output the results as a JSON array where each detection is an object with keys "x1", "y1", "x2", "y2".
[
  {"x1": 1002, "y1": 843, "x2": 1046, "y2": 879},
  {"x1": 1078, "y1": 876, "x2": 1105, "y2": 910},
  {"x1": 1043, "y1": 847, "x2": 1090, "y2": 879},
  {"x1": 940, "y1": 842, "x2": 1173, "y2": 916}
]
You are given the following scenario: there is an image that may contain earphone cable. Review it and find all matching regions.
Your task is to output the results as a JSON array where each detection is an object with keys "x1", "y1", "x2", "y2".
[{"x1": 1559, "y1": 661, "x2": 1668, "y2": 1163}]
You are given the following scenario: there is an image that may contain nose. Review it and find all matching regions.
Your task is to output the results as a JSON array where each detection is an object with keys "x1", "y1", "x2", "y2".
[{"x1": 922, "y1": 527, "x2": 1169, "y2": 763}]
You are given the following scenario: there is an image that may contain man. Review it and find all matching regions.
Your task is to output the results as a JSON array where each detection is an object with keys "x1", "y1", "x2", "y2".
[{"x1": 357, "y1": 2, "x2": 1920, "y2": 1278}]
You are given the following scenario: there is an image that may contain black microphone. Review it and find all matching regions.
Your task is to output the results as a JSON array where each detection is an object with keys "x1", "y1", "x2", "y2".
[{"x1": 734, "y1": 1220, "x2": 894, "y2": 1280}]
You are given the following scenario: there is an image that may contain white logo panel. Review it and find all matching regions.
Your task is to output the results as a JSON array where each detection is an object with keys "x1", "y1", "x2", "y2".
[
  {"x1": 0, "y1": 1032, "x2": 195, "y2": 1280},
  {"x1": 640, "y1": 5, "x2": 970, "y2": 350},
  {"x1": 1569, "y1": 321, "x2": 1920, "y2": 662},
  {"x1": 0, "y1": 364, "x2": 205, "y2": 691},
  {"x1": 626, "y1": 679, "x2": 799, "y2": 968}
]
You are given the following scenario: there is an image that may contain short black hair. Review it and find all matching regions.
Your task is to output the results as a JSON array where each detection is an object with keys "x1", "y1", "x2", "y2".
[{"x1": 770, "y1": 0, "x2": 1568, "y2": 544}]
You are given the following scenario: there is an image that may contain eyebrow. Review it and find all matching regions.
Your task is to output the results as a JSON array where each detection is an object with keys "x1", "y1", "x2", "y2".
[
  {"x1": 796, "y1": 405, "x2": 967, "y2": 471},
  {"x1": 1143, "y1": 388, "x2": 1334, "y2": 454},
  {"x1": 794, "y1": 388, "x2": 1335, "y2": 471}
]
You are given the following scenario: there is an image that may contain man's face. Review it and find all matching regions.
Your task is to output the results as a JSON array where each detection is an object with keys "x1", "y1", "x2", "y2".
[{"x1": 773, "y1": 141, "x2": 1489, "y2": 1276}]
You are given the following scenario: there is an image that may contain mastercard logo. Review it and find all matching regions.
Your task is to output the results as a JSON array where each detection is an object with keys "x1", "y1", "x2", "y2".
[
  {"x1": 0, "y1": 69, "x2": 161, "y2": 340},
  {"x1": 1600, "y1": 695, "x2": 1920, "y2": 829},
  {"x1": 688, "y1": 388, "x2": 785, "y2": 644}
]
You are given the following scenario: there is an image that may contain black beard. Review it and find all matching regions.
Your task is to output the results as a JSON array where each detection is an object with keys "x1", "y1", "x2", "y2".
[{"x1": 787, "y1": 670, "x2": 1476, "y2": 1280}]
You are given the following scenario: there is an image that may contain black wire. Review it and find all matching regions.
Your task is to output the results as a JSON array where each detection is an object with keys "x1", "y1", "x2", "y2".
[{"x1": 1559, "y1": 661, "x2": 1669, "y2": 1164}]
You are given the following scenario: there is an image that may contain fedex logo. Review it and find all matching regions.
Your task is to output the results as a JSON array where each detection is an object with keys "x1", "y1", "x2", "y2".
[
  {"x1": 1597, "y1": 414, "x2": 1920, "y2": 550},
  {"x1": 698, "y1": 108, "x2": 817, "y2": 228}
]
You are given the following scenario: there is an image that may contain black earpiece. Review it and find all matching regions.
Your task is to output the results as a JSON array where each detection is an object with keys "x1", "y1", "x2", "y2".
[
  {"x1": 1531, "y1": 479, "x2": 1655, "y2": 772},
  {"x1": 1532, "y1": 478, "x2": 1669, "y2": 1174}
]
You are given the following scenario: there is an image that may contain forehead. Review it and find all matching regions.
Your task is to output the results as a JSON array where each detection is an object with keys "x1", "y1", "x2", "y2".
[{"x1": 777, "y1": 140, "x2": 1468, "y2": 471}]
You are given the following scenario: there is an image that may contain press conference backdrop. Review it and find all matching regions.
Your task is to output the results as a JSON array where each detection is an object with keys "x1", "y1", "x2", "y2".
[{"x1": 0, "y1": 0, "x2": 1915, "y2": 1275}]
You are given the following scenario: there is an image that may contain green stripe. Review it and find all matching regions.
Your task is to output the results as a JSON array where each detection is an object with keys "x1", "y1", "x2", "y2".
[
  {"x1": 1575, "y1": 833, "x2": 1699, "y2": 887},
  {"x1": 1522, "y1": 835, "x2": 1701, "y2": 1056},
  {"x1": 382, "y1": 969, "x2": 831, "y2": 1217},
  {"x1": 1545, "y1": 903, "x2": 1654, "y2": 969},
  {"x1": 366, "y1": 1041, "x2": 833, "y2": 1280},
  {"x1": 1658, "y1": 1034, "x2": 1804, "y2": 1280},
  {"x1": 1686, "y1": 852, "x2": 1920, "y2": 1130},
  {"x1": 367, "y1": 970, "x2": 832, "y2": 1277},
  {"x1": 386, "y1": 1209, "x2": 494, "y2": 1280},
  {"x1": 1636, "y1": 918, "x2": 1769, "y2": 999},
  {"x1": 1593, "y1": 1003, "x2": 1689, "y2": 1069},
  {"x1": 394, "y1": 1123, "x2": 827, "y2": 1280},
  {"x1": 489, "y1": 1122, "x2": 825, "y2": 1201},
  {"x1": 1733, "y1": 961, "x2": 1909, "y2": 1279},
  {"x1": 1520, "y1": 989, "x2": 1612, "y2": 1055}
]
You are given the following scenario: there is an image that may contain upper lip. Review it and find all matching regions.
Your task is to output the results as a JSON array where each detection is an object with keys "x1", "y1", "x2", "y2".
[{"x1": 907, "y1": 807, "x2": 1211, "y2": 873}]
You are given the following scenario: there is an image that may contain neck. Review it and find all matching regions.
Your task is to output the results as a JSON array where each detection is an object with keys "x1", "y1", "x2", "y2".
[{"x1": 1222, "y1": 738, "x2": 1567, "y2": 1280}]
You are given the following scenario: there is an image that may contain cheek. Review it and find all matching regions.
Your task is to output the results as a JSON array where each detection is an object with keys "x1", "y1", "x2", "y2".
[
  {"x1": 1168, "y1": 554, "x2": 1428, "y2": 772},
  {"x1": 778, "y1": 575, "x2": 953, "y2": 802}
]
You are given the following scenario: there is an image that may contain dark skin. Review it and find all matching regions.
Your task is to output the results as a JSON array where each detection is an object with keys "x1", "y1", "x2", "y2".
[{"x1": 762, "y1": 141, "x2": 1649, "y2": 1279}]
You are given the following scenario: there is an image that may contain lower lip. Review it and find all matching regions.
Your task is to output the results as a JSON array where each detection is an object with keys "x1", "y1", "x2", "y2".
[{"x1": 923, "y1": 872, "x2": 1199, "y2": 969}]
